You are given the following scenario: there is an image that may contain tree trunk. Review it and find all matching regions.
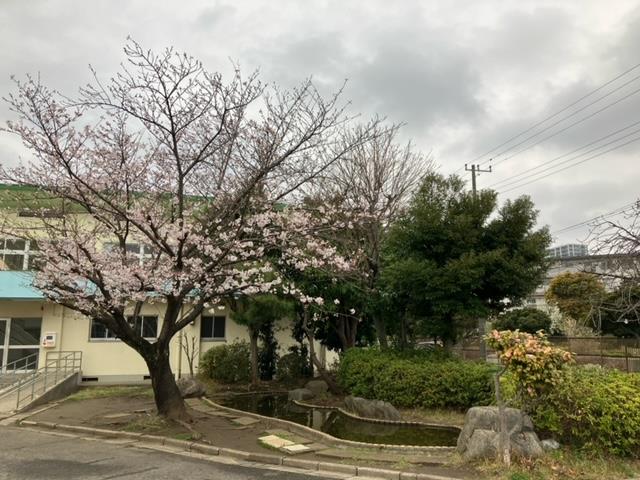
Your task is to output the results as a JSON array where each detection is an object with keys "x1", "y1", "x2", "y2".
[
  {"x1": 249, "y1": 327, "x2": 259, "y2": 389},
  {"x1": 399, "y1": 315, "x2": 408, "y2": 350},
  {"x1": 146, "y1": 350, "x2": 189, "y2": 421},
  {"x1": 335, "y1": 316, "x2": 358, "y2": 352},
  {"x1": 302, "y1": 307, "x2": 342, "y2": 394},
  {"x1": 374, "y1": 315, "x2": 388, "y2": 349},
  {"x1": 494, "y1": 369, "x2": 511, "y2": 466}
]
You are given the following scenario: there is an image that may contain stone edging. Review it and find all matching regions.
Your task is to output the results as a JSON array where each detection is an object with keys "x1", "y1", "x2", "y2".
[
  {"x1": 203, "y1": 397, "x2": 456, "y2": 453},
  {"x1": 292, "y1": 399, "x2": 462, "y2": 432},
  {"x1": 18, "y1": 419, "x2": 461, "y2": 480}
]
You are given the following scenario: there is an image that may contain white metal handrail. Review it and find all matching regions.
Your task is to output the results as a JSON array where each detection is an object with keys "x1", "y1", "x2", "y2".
[
  {"x1": 0, "y1": 352, "x2": 39, "y2": 375},
  {"x1": 0, "y1": 351, "x2": 82, "y2": 411}
]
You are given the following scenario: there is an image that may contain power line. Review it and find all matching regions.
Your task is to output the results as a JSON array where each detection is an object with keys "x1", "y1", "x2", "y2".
[
  {"x1": 463, "y1": 61, "x2": 640, "y2": 167},
  {"x1": 489, "y1": 121, "x2": 640, "y2": 189},
  {"x1": 487, "y1": 78, "x2": 640, "y2": 168},
  {"x1": 552, "y1": 201, "x2": 638, "y2": 235},
  {"x1": 498, "y1": 135, "x2": 640, "y2": 194}
]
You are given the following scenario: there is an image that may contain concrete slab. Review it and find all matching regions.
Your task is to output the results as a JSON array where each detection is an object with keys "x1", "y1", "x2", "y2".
[
  {"x1": 281, "y1": 444, "x2": 312, "y2": 454},
  {"x1": 231, "y1": 416, "x2": 261, "y2": 426},
  {"x1": 265, "y1": 429, "x2": 313, "y2": 444},
  {"x1": 303, "y1": 442, "x2": 329, "y2": 452},
  {"x1": 258, "y1": 435, "x2": 294, "y2": 449}
]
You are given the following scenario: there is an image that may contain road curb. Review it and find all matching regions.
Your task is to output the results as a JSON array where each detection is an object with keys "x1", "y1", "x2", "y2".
[{"x1": 18, "y1": 419, "x2": 462, "y2": 480}]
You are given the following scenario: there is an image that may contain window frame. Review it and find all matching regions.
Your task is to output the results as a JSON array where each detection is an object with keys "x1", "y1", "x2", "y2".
[
  {"x1": 200, "y1": 315, "x2": 226, "y2": 341},
  {"x1": 89, "y1": 315, "x2": 158, "y2": 342},
  {"x1": 0, "y1": 238, "x2": 39, "y2": 271},
  {"x1": 102, "y1": 242, "x2": 154, "y2": 266}
]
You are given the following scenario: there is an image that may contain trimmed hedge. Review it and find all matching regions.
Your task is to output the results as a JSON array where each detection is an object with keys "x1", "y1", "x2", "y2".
[
  {"x1": 337, "y1": 348, "x2": 495, "y2": 409},
  {"x1": 199, "y1": 340, "x2": 251, "y2": 384},
  {"x1": 521, "y1": 366, "x2": 640, "y2": 457}
]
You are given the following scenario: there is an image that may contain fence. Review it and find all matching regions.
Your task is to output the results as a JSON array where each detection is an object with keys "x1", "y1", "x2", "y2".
[{"x1": 453, "y1": 336, "x2": 640, "y2": 373}]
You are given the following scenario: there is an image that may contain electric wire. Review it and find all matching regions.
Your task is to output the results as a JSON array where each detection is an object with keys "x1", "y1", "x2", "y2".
[
  {"x1": 489, "y1": 121, "x2": 640, "y2": 189},
  {"x1": 455, "y1": 61, "x2": 640, "y2": 173},
  {"x1": 552, "y1": 201, "x2": 638, "y2": 235},
  {"x1": 487, "y1": 78, "x2": 640, "y2": 168},
  {"x1": 498, "y1": 135, "x2": 640, "y2": 194}
]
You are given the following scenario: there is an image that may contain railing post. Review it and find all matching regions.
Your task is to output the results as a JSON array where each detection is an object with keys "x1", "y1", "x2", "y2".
[
  {"x1": 30, "y1": 376, "x2": 35, "y2": 404},
  {"x1": 626, "y1": 345, "x2": 630, "y2": 373}
]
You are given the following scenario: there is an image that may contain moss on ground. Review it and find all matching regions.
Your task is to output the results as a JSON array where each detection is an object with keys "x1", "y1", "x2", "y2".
[{"x1": 66, "y1": 386, "x2": 153, "y2": 401}]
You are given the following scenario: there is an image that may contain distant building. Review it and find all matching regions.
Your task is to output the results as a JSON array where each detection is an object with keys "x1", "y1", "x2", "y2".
[
  {"x1": 526, "y1": 253, "x2": 636, "y2": 309},
  {"x1": 546, "y1": 243, "x2": 588, "y2": 259}
]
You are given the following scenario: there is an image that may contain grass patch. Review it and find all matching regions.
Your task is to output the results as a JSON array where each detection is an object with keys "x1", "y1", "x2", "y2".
[
  {"x1": 477, "y1": 449, "x2": 640, "y2": 480},
  {"x1": 66, "y1": 386, "x2": 153, "y2": 401},
  {"x1": 122, "y1": 415, "x2": 168, "y2": 433}
]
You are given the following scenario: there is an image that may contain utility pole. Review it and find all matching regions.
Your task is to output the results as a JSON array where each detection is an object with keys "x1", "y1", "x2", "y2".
[
  {"x1": 465, "y1": 163, "x2": 492, "y2": 361},
  {"x1": 464, "y1": 163, "x2": 492, "y2": 197}
]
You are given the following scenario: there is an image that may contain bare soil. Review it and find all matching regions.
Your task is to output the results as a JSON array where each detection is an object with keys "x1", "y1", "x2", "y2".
[{"x1": 27, "y1": 388, "x2": 476, "y2": 479}]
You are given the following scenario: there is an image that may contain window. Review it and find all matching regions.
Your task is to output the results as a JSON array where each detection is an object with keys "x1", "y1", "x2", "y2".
[
  {"x1": 200, "y1": 316, "x2": 226, "y2": 340},
  {"x1": 127, "y1": 315, "x2": 158, "y2": 339},
  {"x1": 89, "y1": 316, "x2": 158, "y2": 341},
  {"x1": 0, "y1": 238, "x2": 39, "y2": 271},
  {"x1": 103, "y1": 242, "x2": 155, "y2": 266},
  {"x1": 90, "y1": 320, "x2": 118, "y2": 340}
]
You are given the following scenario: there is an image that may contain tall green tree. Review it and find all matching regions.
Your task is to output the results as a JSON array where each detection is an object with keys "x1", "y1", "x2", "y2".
[
  {"x1": 230, "y1": 295, "x2": 293, "y2": 388},
  {"x1": 382, "y1": 173, "x2": 551, "y2": 345},
  {"x1": 545, "y1": 272, "x2": 606, "y2": 326}
]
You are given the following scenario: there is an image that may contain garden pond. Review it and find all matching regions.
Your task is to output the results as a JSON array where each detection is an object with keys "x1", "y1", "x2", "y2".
[{"x1": 218, "y1": 393, "x2": 460, "y2": 446}]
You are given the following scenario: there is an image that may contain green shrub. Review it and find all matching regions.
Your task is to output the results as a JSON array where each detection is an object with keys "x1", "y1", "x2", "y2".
[
  {"x1": 337, "y1": 348, "x2": 495, "y2": 409},
  {"x1": 199, "y1": 340, "x2": 251, "y2": 384},
  {"x1": 515, "y1": 366, "x2": 640, "y2": 457},
  {"x1": 276, "y1": 344, "x2": 312, "y2": 382},
  {"x1": 492, "y1": 307, "x2": 552, "y2": 333}
]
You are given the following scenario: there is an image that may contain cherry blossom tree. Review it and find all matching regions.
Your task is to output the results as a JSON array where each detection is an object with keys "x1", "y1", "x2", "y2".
[
  {"x1": 0, "y1": 40, "x2": 375, "y2": 420},
  {"x1": 308, "y1": 122, "x2": 432, "y2": 348}
]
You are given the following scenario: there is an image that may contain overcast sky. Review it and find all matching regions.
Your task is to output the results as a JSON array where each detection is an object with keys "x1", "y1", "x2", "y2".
[{"x1": 1, "y1": 0, "x2": 639, "y2": 248}]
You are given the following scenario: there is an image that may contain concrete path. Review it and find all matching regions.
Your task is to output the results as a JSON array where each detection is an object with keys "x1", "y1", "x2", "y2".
[{"x1": 0, "y1": 426, "x2": 348, "y2": 480}]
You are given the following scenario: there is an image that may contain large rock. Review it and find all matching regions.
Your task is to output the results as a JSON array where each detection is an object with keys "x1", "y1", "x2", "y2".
[
  {"x1": 288, "y1": 388, "x2": 315, "y2": 401},
  {"x1": 305, "y1": 379, "x2": 329, "y2": 396},
  {"x1": 343, "y1": 395, "x2": 402, "y2": 421},
  {"x1": 541, "y1": 439, "x2": 560, "y2": 451},
  {"x1": 457, "y1": 406, "x2": 543, "y2": 461},
  {"x1": 176, "y1": 377, "x2": 205, "y2": 398}
]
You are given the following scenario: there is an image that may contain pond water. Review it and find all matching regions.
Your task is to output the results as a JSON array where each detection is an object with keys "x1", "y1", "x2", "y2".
[{"x1": 218, "y1": 393, "x2": 460, "y2": 447}]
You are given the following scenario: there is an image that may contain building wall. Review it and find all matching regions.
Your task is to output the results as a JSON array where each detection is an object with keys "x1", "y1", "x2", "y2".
[
  {"x1": 1, "y1": 299, "x2": 331, "y2": 383},
  {"x1": 528, "y1": 254, "x2": 635, "y2": 310}
]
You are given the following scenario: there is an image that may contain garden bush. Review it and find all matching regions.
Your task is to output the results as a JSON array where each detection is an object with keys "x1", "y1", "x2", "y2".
[
  {"x1": 337, "y1": 348, "x2": 495, "y2": 409},
  {"x1": 199, "y1": 340, "x2": 251, "y2": 383},
  {"x1": 492, "y1": 307, "x2": 552, "y2": 334},
  {"x1": 521, "y1": 366, "x2": 640, "y2": 457},
  {"x1": 276, "y1": 344, "x2": 312, "y2": 381}
]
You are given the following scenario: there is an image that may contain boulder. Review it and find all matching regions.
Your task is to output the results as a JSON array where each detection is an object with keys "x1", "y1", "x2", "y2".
[
  {"x1": 305, "y1": 379, "x2": 329, "y2": 396},
  {"x1": 176, "y1": 377, "x2": 205, "y2": 398},
  {"x1": 541, "y1": 439, "x2": 560, "y2": 451},
  {"x1": 457, "y1": 406, "x2": 543, "y2": 461},
  {"x1": 343, "y1": 395, "x2": 402, "y2": 421},
  {"x1": 288, "y1": 388, "x2": 315, "y2": 401}
]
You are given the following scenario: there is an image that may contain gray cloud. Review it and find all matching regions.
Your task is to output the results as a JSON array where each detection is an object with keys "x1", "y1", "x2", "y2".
[{"x1": 1, "y1": 0, "x2": 639, "y2": 248}]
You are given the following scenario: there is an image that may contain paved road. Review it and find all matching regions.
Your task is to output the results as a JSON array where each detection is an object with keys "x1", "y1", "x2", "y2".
[{"x1": 0, "y1": 426, "x2": 344, "y2": 480}]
